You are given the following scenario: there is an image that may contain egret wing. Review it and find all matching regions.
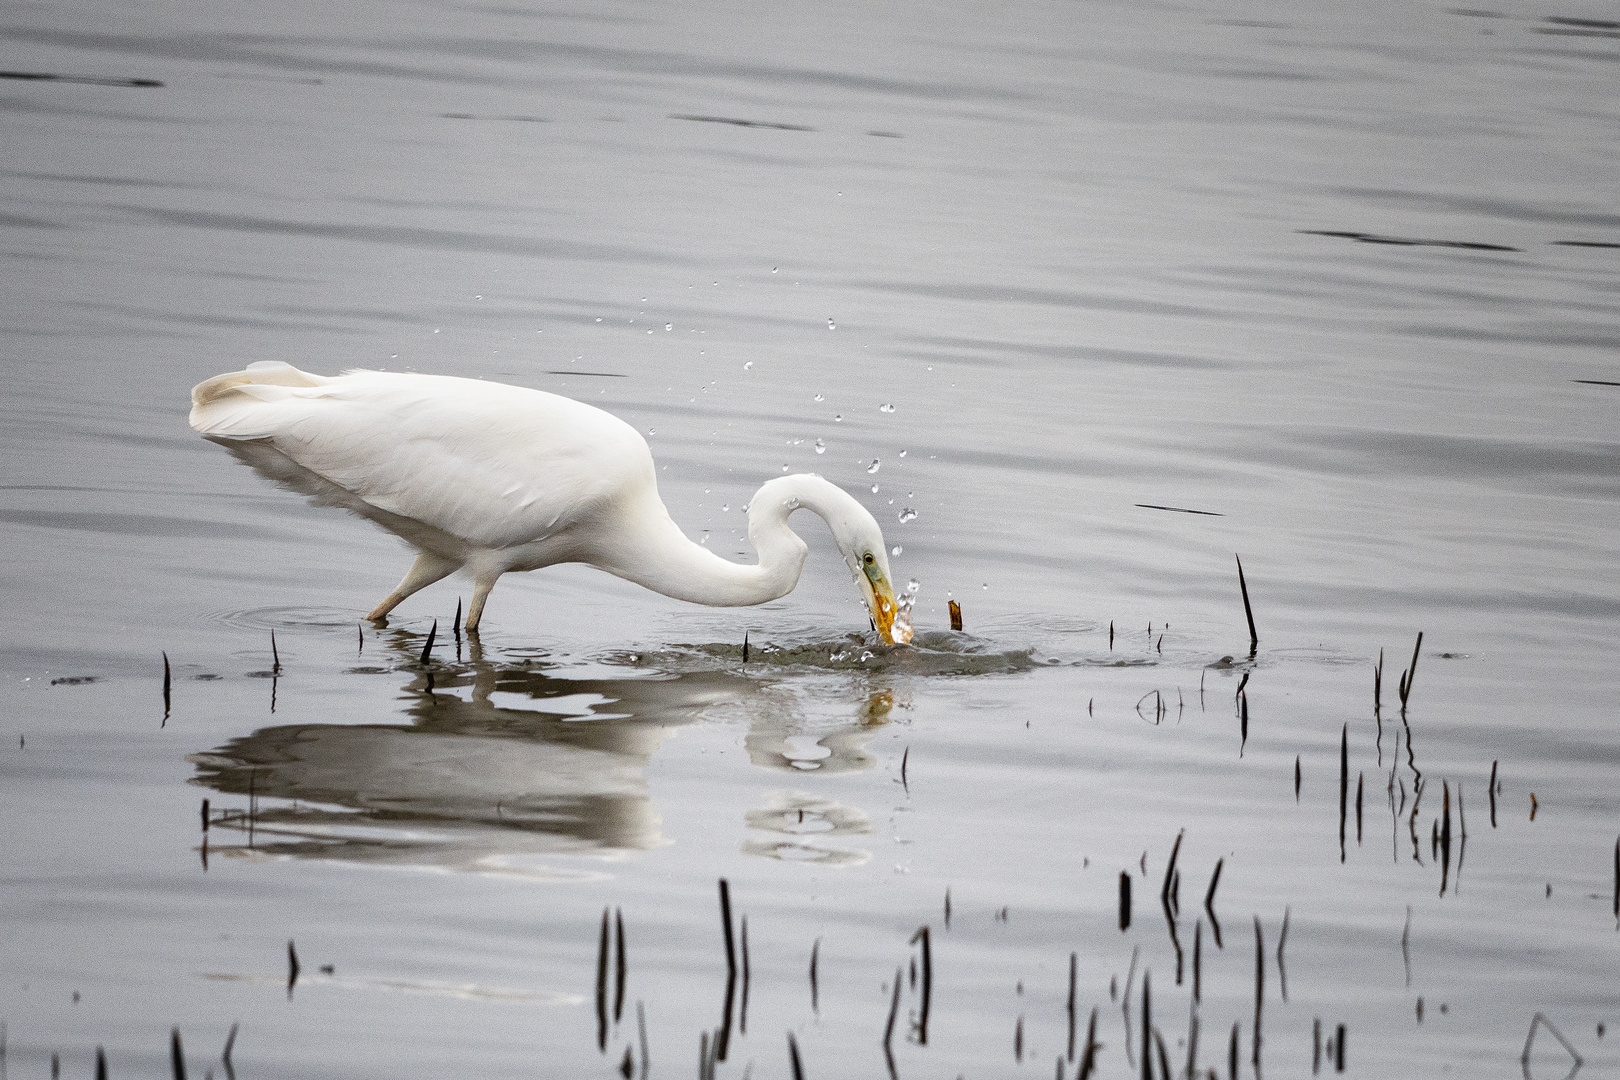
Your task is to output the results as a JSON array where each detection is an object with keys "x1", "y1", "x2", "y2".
[{"x1": 191, "y1": 367, "x2": 651, "y2": 550}]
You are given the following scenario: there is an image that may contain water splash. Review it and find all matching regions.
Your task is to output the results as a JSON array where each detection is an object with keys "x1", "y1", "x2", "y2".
[
  {"x1": 867, "y1": 459, "x2": 881, "y2": 474},
  {"x1": 898, "y1": 507, "x2": 918, "y2": 523},
  {"x1": 879, "y1": 404, "x2": 896, "y2": 413},
  {"x1": 814, "y1": 439, "x2": 826, "y2": 454},
  {"x1": 891, "y1": 579, "x2": 921, "y2": 644}
]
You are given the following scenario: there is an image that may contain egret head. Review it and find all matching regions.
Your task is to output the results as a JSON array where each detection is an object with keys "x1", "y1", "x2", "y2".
[
  {"x1": 752, "y1": 473, "x2": 913, "y2": 645},
  {"x1": 831, "y1": 514, "x2": 910, "y2": 646}
]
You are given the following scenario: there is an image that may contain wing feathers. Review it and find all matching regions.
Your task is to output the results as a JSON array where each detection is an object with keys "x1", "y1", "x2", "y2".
[{"x1": 190, "y1": 366, "x2": 654, "y2": 551}]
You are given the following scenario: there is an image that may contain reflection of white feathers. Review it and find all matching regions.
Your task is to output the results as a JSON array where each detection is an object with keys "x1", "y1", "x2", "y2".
[
  {"x1": 187, "y1": 659, "x2": 752, "y2": 867},
  {"x1": 190, "y1": 362, "x2": 906, "y2": 637}
]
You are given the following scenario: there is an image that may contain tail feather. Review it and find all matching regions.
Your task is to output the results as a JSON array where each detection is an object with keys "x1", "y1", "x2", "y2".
[{"x1": 189, "y1": 362, "x2": 333, "y2": 438}]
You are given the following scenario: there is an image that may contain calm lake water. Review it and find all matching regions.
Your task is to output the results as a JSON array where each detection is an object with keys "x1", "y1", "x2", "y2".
[{"x1": 3, "y1": 0, "x2": 1618, "y2": 1076}]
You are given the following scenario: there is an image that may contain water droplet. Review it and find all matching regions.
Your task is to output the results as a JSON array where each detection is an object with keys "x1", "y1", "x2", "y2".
[
  {"x1": 891, "y1": 545, "x2": 902, "y2": 556},
  {"x1": 867, "y1": 459, "x2": 881, "y2": 474},
  {"x1": 721, "y1": 504, "x2": 729, "y2": 512},
  {"x1": 898, "y1": 508, "x2": 918, "y2": 523},
  {"x1": 772, "y1": 266, "x2": 779, "y2": 273},
  {"x1": 879, "y1": 403, "x2": 896, "y2": 413},
  {"x1": 595, "y1": 317, "x2": 602, "y2": 322},
  {"x1": 827, "y1": 319, "x2": 836, "y2": 330},
  {"x1": 743, "y1": 361, "x2": 753, "y2": 370},
  {"x1": 813, "y1": 393, "x2": 824, "y2": 402},
  {"x1": 665, "y1": 323, "x2": 673, "y2": 331},
  {"x1": 647, "y1": 428, "x2": 656, "y2": 435},
  {"x1": 899, "y1": 450, "x2": 908, "y2": 458},
  {"x1": 834, "y1": 414, "x2": 843, "y2": 422},
  {"x1": 782, "y1": 464, "x2": 790, "y2": 473},
  {"x1": 871, "y1": 484, "x2": 879, "y2": 493},
  {"x1": 814, "y1": 439, "x2": 826, "y2": 454}
]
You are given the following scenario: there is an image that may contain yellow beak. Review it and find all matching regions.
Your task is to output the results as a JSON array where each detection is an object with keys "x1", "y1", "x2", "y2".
[{"x1": 864, "y1": 569, "x2": 912, "y2": 645}]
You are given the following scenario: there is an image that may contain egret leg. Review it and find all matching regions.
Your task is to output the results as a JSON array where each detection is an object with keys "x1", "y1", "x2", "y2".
[
  {"x1": 367, "y1": 552, "x2": 459, "y2": 622},
  {"x1": 464, "y1": 572, "x2": 502, "y2": 633}
]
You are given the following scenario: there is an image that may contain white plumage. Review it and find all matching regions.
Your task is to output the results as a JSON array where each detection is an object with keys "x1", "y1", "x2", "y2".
[{"x1": 190, "y1": 362, "x2": 909, "y2": 640}]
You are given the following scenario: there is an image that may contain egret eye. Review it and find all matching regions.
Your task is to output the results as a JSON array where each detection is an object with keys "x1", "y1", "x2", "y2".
[{"x1": 863, "y1": 552, "x2": 875, "y2": 565}]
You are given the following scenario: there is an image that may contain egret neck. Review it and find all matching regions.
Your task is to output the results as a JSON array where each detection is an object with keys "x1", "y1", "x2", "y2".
[{"x1": 591, "y1": 473, "x2": 906, "y2": 641}]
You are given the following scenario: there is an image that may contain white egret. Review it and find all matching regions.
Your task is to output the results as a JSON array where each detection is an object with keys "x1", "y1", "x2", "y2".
[{"x1": 189, "y1": 362, "x2": 911, "y2": 642}]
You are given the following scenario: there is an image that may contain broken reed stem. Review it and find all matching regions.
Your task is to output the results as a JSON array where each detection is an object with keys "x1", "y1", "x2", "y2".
[
  {"x1": 1252, "y1": 917, "x2": 1264, "y2": 1068},
  {"x1": 910, "y1": 925, "x2": 933, "y2": 1045},
  {"x1": 883, "y1": 965, "x2": 902, "y2": 1054},
  {"x1": 948, "y1": 600, "x2": 963, "y2": 631},
  {"x1": 1153, "y1": 1028, "x2": 1172, "y2": 1080},
  {"x1": 419, "y1": 619, "x2": 437, "y2": 666},
  {"x1": 1160, "y1": 830, "x2": 1184, "y2": 906},
  {"x1": 1339, "y1": 724, "x2": 1349, "y2": 863},
  {"x1": 596, "y1": 908, "x2": 610, "y2": 1052},
  {"x1": 739, "y1": 915, "x2": 750, "y2": 1035},
  {"x1": 809, "y1": 938, "x2": 820, "y2": 1013},
  {"x1": 1235, "y1": 555, "x2": 1258, "y2": 654},
  {"x1": 1357, "y1": 772, "x2": 1365, "y2": 845},
  {"x1": 1277, "y1": 907, "x2": 1290, "y2": 1004},
  {"x1": 1119, "y1": 871, "x2": 1132, "y2": 931},
  {"x1": 1374, "y1": 649, "x2": 1383, "y2": 713},
  {"x1": 1067, "y1": 952, "x2": 1078, "y2": 1062},
  {"x1": 1077, "y1": 1008, "x2": 1099, "y2": 1079},
  {"x1": 718, "y1": 879, "x2": 737, "y2": 980},
  {"x1": 787, "y1": 1032, "x2": 805, "y2": 1080},
  {"x1": 1141, "y1": 971, "x2": 1152, "y2": 1080},
  {"x1": 1489, "y1": 760, "x2": 1498, "y2": 828},
  {"x1": 614, "y1": 908, "x2": 627, "y2": 1025},
  {"x1": 171, "y1": 1028, "x2": 186, "y2": 1080},
  {"x1": 1398, "y1": 631, "x2": 1423, "y2": 711},
  {"x1": 1193, "y1": 920, "x2": 1202, "y2": 1002},
  {"x1": 270, "y1": 630, "x2": 280, "y2": 674}
]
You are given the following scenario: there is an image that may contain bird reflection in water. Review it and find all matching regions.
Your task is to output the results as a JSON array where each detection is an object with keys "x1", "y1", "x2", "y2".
[
  {"x1": 188, "y1": 634, "x2": 897, "y2": 874},
  {"x1": 738, "y1": 688, "x2": 902, "y2": 867}
]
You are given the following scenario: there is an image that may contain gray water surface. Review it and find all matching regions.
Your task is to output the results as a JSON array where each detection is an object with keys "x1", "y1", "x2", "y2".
[{"x1": 3, "y1": 0, "x2": 1618, "y2": 1076}]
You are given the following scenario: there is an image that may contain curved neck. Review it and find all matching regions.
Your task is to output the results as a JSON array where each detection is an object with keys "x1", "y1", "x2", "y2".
[{"x1": 592, "y1": 474, "x2": 858, "y2": 607}]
